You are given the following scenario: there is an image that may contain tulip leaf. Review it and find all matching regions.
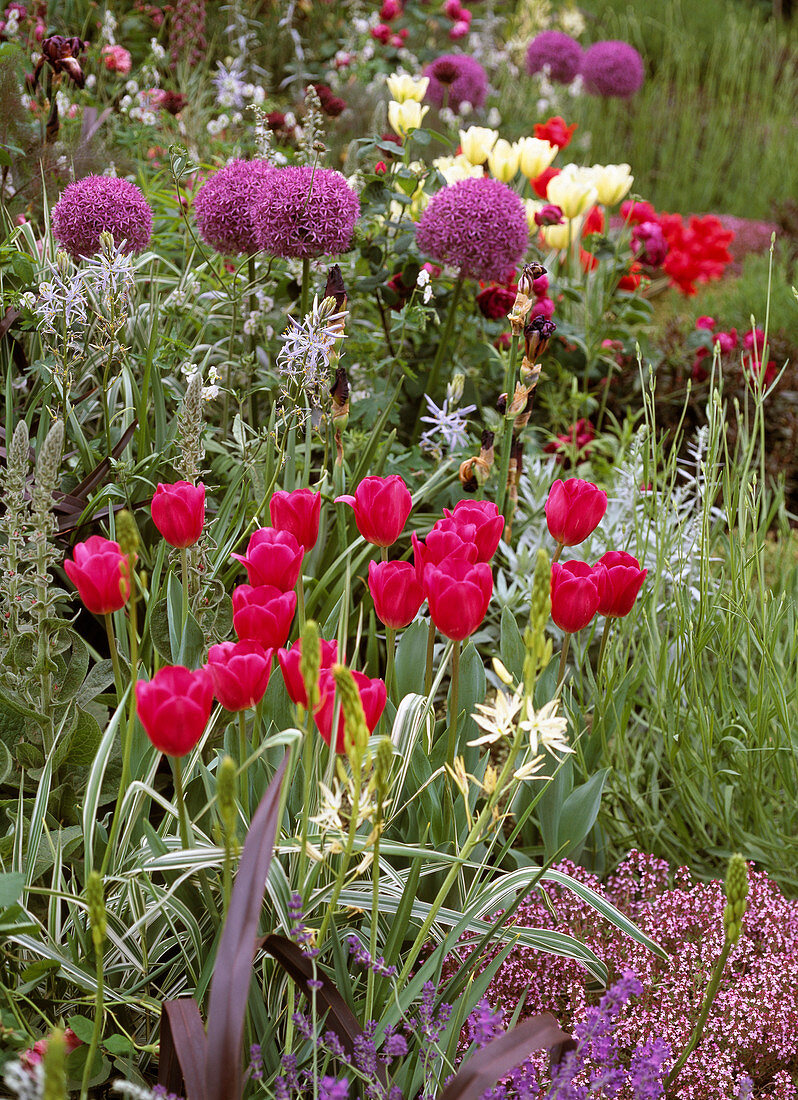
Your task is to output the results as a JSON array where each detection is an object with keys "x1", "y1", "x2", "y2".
[
  {"x1": 538, "y1": 756, "x2": 572, "y2": 860},
  {"x1": 499, "y1": 606, "x2": 525, "y2": 683},
  {"x1": 556, "y1": 769, "x2": 609, "y2": 859},
  {"x1": 395, "y1": 619, "x2": 429, "y2": 698}
]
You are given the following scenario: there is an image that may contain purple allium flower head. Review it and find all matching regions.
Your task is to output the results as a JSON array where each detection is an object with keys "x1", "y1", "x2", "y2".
[
  {"x1": 525, "y1": 31, "x2": 583, "y2": 84},
  {"x1": 415, "y1": 176, "x2": 528, "y2": 283},
  {"x1": 254, "y1": 166, "x2": 359, "y2": 259},
  {"x1": 52, "y1": 176, "x2": 153, "y2": 260},
  {"x1": 581, "y1": 40, "x2": 645, "y2": 98},
  {"x1": 194, "y1": 158, "x2": 274, "y2": 255},
  {"x1": 423, "y1": 53, "x2": 488, "y2": 113}
]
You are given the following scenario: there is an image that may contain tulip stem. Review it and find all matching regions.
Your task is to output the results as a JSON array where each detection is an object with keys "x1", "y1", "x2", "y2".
[
  {"x1": 171, "y1": 754, "x2": 192, "y2": 851},
  {"x1": 297, "y1": 574, "x2": 306, "y2": 632},
  {"x1": 446, "y1": 640, "x2": 461, "y2": 774},
  {"x1": 297, "y1": 706, "x2": 314, "y2": 899},
  {"x1": 180, "y1": 547, "x2": 189, "y2": 634},
  {"x1": 552, "y1": 541, "x2": 564, "y2": 564},
  {"x1": 238, "y1": 711, "x2": 250, "y2": 819},
  {"x1": 385, "y1": 626, "x2": 396, "y2": 702},
  {"x1": 104, "y1": 612, "x2": 123, "y2": 702},
  {"x1": 596, "y1": 620, "x2": 611, "y2": 682},
  {"x1": 495, "y1": 331, "x2": 521, "y2": 523},
  {"x1": 557, "y1": 632, "x2": 572, "y2": 694},
  {"x1": 424, "y1": 619, "x2": 436, "y2": 696},
  {"x1": 413, "y1": 275, "x2": 464, "y2": 440}
]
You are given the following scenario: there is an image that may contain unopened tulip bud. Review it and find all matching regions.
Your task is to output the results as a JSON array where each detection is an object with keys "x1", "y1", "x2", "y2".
[{"x1": 534, "y1": 203, "x2": 564, "y2": 227}]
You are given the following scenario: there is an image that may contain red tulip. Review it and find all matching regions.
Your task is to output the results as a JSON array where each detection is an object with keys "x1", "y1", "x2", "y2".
[
  {"x1": 368, "y1": 560, "x2": 425, "y2": 629},
  {"x1": 231, "y1": 528, "x2": 304, "y2": 591},
  {"x1": 269, "y1": 488, "x2": 321, "y2": 553},
  {"x1": 594, "y1": 551, "x2": 647, "y2": 618},
  {"x1": 335, "y1": 475, "x2": 412, "y2": 547},
  {"x1": 314, "y1": 669, "x2": 387, "y2": 754},
  {"x1": 426, "y1": 558, "x2": 493, "y2": 641},
  {"x1": 64, "y1": 535, "x2": 131, "y2": 615},
  {"x1": 232, "y1": 584, "x2": 297, "y2": 649},
  {"x1": 135, "y1": 665, "x2": 214, "y2": 756},
  {"x1": 206, "y1": 640, "x2": 272, "y2": 711},
  {"x1": 550, "y1": 561, "x2": 600, "y2": 633},
  {"x1": 277, "y1": 636, "x2": 338, "y2": 707},
  {"x1": 442, "y1": 500, "x2": 505, "y2": 561},
  {"x1": 545, "y1": 478, "x2": 607, "y2": 547},
  {"x1": 412, "y1": 527, "x2": 478, "y2": 589},
  {"x1": 151, "y1": 481, "x2": 205, "y2": 549}
]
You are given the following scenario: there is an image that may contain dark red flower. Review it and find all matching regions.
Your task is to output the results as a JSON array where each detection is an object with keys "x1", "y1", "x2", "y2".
[
  {"x1": 476, "y1": 283, "x2": 517, "y2": 320},
  {"x1": 533, "y1": 116, "x2": 577, "y2": 149}
]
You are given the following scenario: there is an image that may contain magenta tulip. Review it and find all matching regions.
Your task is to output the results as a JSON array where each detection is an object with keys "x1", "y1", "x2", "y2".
[
  {"x1": 232, "y1": 584, "x2": 297, "y2": 650},
  {"x1": 206, "y1": 640, "x2": 272, "y2": 711},
  {"x1": 368, "y1": 560, "x2": 425, "y2": 629},
  {"x1": 314, "y1": 669, "x2": 387, "y2": 754},
  {"x1": 269, "y1": 488, "x2": 321, "y2": 553},
  {"x1": 335, "y1": 475, "x2": 412, "y2": 547},
  {"x1": 151, "y1": 481, "x2": 205, "y2": 548},
  {"x1": 64, "y1": 535, "x2": 131, "y2": 615},
  {"x1": 426, "y1": 558, "x2": 493, "y2": 641},
  {"x1": 594, "y1": 551, "x2": 647, "y2": 618},
  {"x1": 135, "y1": 665, "x2": 214, "y2": 756},
  {"x1": 412, "y1": 528, "x2": 478, "y2": 590},
  {"x1": 442, "y1": 500, "x2": 505, "y2": 561},
  {"x1": 231, "y1": 527, "x2": 304, "y2": 591},
  {"x1": 550, "y1": 560, "x2": 600, "y2": 633},
  {"x1": 545, "y1": 478, "x2": 607, "y2": 547},
  {"x1": 277, "y1": 637, "x2": 338, "y2": 708}
]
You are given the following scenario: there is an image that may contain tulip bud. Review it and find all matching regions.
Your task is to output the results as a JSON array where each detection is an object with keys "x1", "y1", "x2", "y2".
[
  {"x1": 300, "y1": 619, "x2": 322, "y2": 710},
  {"x1": 85, "y1": 871, "x2": 106, "y2": 953},
  {"x1": 331, "y1": 663, "x2": 370, "y2": 763},
  {"x1": 723, "y1": 854, "x2": 749, "y2": 946}
]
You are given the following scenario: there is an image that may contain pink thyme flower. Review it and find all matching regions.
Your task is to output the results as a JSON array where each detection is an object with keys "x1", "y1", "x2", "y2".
[
  {"x1": 580, "y1": 40, "x2": 645, "y2": 98},
  {"x1": 52, "y1": 175, "x2": 153, "y2": 259},
  {"x1": 423, "y1": 53, "x2": 488, "y2": 113},
  {"x1": 101, "y1": 44, "x2": 132, "y2": 73},
  {"x1": 194, "y1": 158, "x2": 274, "y2": 255},
  {"x1": 253, "y1": 166, "x2": 359, "y2": 260},
  {"x1": 415, "y1": 176, "x2": 529, "y2": 283},
  {"x1": 525, "y1": 30, "x2": 583, "y2": 84}
]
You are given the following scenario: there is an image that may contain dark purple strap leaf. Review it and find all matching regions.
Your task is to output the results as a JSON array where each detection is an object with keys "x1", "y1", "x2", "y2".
[
  {"x1": 159, "y1": 999, "x2": 207, "y2": 1100},
  {"x1": 438, "y1": 1013, "x2": 572, "y2": 1100},
  {"x1": 203, "y1": 754, "x2": 289, "y2": 1100},
  {"x1": 262, "y1": 933, "x2": 388, "y2": 1088}
]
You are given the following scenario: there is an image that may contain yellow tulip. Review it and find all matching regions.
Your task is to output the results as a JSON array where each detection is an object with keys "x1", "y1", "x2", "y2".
[
  {"x1": 386, "y1": 74, "x2": 430, "y2": 103},
  {"x1": 589, "y1": 163, "x2": 634, "y2": 206},
  {"x1": 546, "y1": 166, "x2": 598, "y2": 218},
  {"x1": 540, "y1": 216, "x2": 583, "y2": 251},
  {"x1": 433, "y1": 154, "x2": 484, "y2": 185},
  {"x1": 458, "y1": 126, "x2": 499, "y2": 166},
  {"x1": 524, "y1": 198, "x2": 544, "y2": 231},
  {"x1": 487, "y1": 138, "x2": 520, "y2": 183},
  {"x1": 388, "y1": 99, "x2": 429, "y2": 138},
  {"x1": 516, "y1": 136, "x2": 557, "y2": 180}
]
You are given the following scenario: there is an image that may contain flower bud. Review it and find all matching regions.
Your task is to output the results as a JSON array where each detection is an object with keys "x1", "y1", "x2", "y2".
[
  {"x1": 524, "y1": 316, "x2": 556, "y2": 361},
  {"x1": 217, "y1": 754, "x2": 238, "y2": 841},
  {"x1": 331, "y1": 663, "x2": 371, "y2": 763},
  {"x1": 42, "y1": 1029, "x2": 67, "y2": 1100},
  {"x1": 115, "y1": 509, "x2": 140, "y2": 558},
  {"x1": 300, "y1": 619, "x2": 322, "y2": 711},
  {"x1": 723, "y1": 853, "x2": 749, "y2": 946},
  {"x1": 85, "y1": 870, "x2": 106, "y2": 953},
  {"x1": 524, "y1": 548, "x2": 553, "y2": 690}
]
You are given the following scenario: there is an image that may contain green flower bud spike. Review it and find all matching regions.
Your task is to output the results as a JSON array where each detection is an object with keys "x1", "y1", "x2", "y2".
[
  {"x1": 300, "y1": 619, "x2": 321, "y2": 711},
  {"x1": 86, "y1": 871, "x2": 106, "y2": 953},
  {"x1": 723, "y1": 852, "x2": 749, "y2": 946},
  {"x1": 42, "y1": 1028, "x2": 67, "y2": 1100},
  {"x1": 523, "y1": 548, "x2": 553, "y2": 696},
  {"x1": 331, "y1": 663, "x2": 369, "y2": 766}
]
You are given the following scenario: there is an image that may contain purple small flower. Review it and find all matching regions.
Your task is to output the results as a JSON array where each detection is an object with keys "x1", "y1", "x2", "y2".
[
  {"x1": 194, "y1": 158, "x2": 274, "y2": 255},
  {"x1": 580, "y1": 40, "x2": 645, "y2": 99},
  {"x1": 423, "y1": 53, "x2": 488, "y2": 113},
  {"x1": 525, "y1": 31, "x2": 583, "y2": 84},
  {"x1": 415, "y1": 176, "x2": 529, "y2": 283},
  {"x1": 52, "y1": 176, "x2": 153, "y2": 260},
  {"x1": 346, "y1": 933, "x2": 398, "y2": 977},
  {"x1": 467, "y1": 998, "x2": 504, "y2": 1048},
  {"x1": 254, "y1": 166, "x2": 360, "y2": 259},
  {"x1": 319, "y1": 1077, "x2": 350, "y2": 1100}
]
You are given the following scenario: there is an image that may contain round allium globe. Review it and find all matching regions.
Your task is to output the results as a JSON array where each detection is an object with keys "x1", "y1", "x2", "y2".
[
  {"x1": 52, "y1": 176, "x2": 152, "y2": 260},
  {"x1": 525, "y1": 31, "x2": 583, "y2": 84},
  {"x1": 423, "y1": 54, "x2": 488, "y2": 114},
  {"x1": 194, "y1": 158, "x2": 274, "y2": 255},
  {"x1": 580, "y1": 40, "x2": 644, "y2": 98},
  {"x1": 253, "y1": 166, "x2": 359, "y2": 259},
  {"x1": 415, "y1": 176, "x2": 528, "y2": 283}
]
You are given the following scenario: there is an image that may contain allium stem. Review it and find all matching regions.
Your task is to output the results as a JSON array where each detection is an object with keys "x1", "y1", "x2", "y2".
[
  {"x1": 495, "y1": 331, "x2": 520, "y2": 522},
  {"x1": 424, "y1": 618, "x2": 436, "y2": 696},
  {"x1": 238, "y1": 710, "x2": 250, "y2": 819},
  {"x1": 665, "y1": 938, "x2": 733, "y2": 1094},
  {"x1": 300, "y1": 256, "x2": 311, "y2": 320},
  {"x1": 414, "y1": 275, "x2": 464, "y2": 440}
]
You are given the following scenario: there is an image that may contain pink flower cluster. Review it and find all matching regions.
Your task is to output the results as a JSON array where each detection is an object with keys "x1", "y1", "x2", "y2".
[
  {"x1": 692, "y1": 317, "x2": 776, "y2": 388},
  {"x1": 372, "y1": 0, "x2": 408, "y2": 48},
  {"x1": 101, "y1": 43, "x2": 132, "y2": 73},
  {"x1": 441, "y1": 851, "x2": 798, "y2": 1099},
  {"x1": 442, "y1": 0, "x2": 473, "y2": 40}
]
